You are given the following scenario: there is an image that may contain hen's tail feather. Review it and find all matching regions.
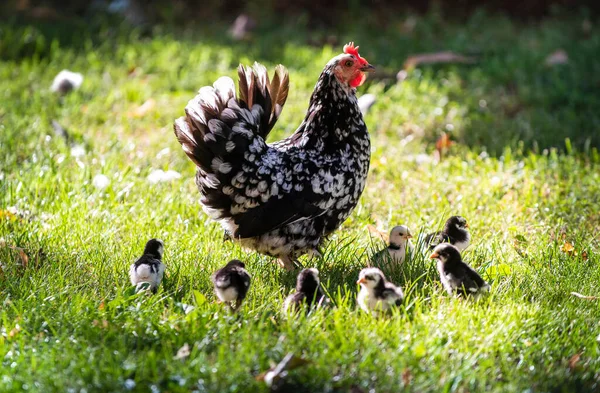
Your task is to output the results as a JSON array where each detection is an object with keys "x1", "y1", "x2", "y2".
[
  {"x1": 269, "y1": 65, "x2": 290, "y2": 131},
  {"x1": 237, "y1": 63, "x2": 289, "y2": 139},
  {"x1": 175, "y1": 64, "x2": 288, "y2": 170},
  {"x1": 174, "y1": 65, "x2": 289, "y2": 228}
]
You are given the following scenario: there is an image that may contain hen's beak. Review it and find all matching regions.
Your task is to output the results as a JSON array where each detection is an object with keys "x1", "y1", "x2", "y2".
[
  {"x1": 465, "y1": 223, "x2": 469, "y2": 228},
  {"x1": 429, "y1": 252, "x2": 439, "y2": 259},
  {"x1": 357, "y1": 278, "x2": 367, "y2": 285},
  {"x1": 406, "y1": 234, "x2": 413, "y2": 239},
  {"x1": 360, "y1": 64, "x2": 375, "y2": 72}
]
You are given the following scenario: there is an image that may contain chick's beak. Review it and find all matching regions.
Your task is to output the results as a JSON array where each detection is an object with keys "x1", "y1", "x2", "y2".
[
  {"x1": 429, "y1": 252, "x2": 439, "y2": 259},
  {"x1": 465, "y1": 223, "x2": 469, "y2": 228},
  {"x1": 360, "y1": 63, "x2": 375, "y2": 73},
  {"x1": 357, "y1": 278, "x2": 367, "y2": 285}
]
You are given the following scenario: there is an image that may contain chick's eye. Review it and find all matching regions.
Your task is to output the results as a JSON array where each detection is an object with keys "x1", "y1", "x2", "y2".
[{"x1": 345, "y1": 60, "x2": 354, "y2": 67}]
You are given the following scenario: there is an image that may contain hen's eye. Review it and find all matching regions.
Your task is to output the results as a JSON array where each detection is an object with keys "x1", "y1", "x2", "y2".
[{"x1": 345, "y1": 60, "x2": 353, "y2": 67}]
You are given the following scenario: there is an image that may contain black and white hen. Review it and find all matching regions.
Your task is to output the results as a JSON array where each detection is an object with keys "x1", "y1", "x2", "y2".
[
  {"x1": 424, "y1": 215, "x2": 470, "y2": 251},
  {"x1": 429, "y1": 243, "x2": 490, "y2": 298},
  {"x1": 211, "y1": 259, "x2": 251, "y2": 312},
  {"x1": 174, "y1": 43, "x2": 374, "y2": 270},
  {"x1": 129, "y1": 239, "x2": 165, "y2": 293},
  {"x1": 282, "y1": 268, "x2": 327, "y2": 314}
]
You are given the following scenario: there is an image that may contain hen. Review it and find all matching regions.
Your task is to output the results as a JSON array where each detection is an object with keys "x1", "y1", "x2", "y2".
[{"x1": 174, "y1": 43, "x2": 374, "y2": 270}]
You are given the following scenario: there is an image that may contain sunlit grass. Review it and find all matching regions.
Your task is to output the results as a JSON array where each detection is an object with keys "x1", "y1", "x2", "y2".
[{"x1": 1, "y1": 11, "x2": 600, "y2": 393}]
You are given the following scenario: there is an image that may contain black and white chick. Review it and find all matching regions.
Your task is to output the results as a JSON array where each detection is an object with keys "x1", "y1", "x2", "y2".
[
  {"x1": 372, "y1": 225, "x2": 413, "y2": 266},
  {"x1": 429, "y1": 243, "x2": 490, "y2": 298},
  {"x1": 129, "y1": 239, "x2": 165, "y2": 293},
  {"x1": 356, "y1": 267, "x2": 404, "y2": 315},
  {"x1": 424, "y1": 215, "x2": 470, "y2": 251},
  {"x1": 282, "y1": 268, "x2": 327, "y2": 314},
  {"x1": 211, "y1": 259, "x2": 251, "y2": 312}
]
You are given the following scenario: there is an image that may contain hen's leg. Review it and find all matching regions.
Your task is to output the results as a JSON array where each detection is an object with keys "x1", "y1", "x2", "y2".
[
  {"x1": 277, "y1": 255, "x2": 297, "y2": 271},
  {"x1": 307, "y1": 248, "x2": 323, "y2": 259}
]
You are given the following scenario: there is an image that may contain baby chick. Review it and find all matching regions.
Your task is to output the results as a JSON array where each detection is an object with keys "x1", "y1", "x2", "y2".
[
  {"x1": 212, "y1": 259, "x2": 251, "y2": 312},
  {"x1": 283, "y1": 268, "x2": 327, "y2": 314},
  {"x1": 372, "y1": 225, "x2": 413, "y2": 267},
  {"x1": 425, "y1": 215, "x2": 470, "y2": 251},
  {"x1": 356, "y1": 267, "x2": 404, "y2": 315},
  {"x1": 129, "y1": 238, "x2": 165, "y2": 293},
  {"x1": 429, "y1": 243, "x2": 490, "y2": 297}
]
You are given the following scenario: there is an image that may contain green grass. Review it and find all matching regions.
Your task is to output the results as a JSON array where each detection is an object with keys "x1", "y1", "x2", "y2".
[{"x1": 1, "y1": 9, "x2": 600, "y2": 393}]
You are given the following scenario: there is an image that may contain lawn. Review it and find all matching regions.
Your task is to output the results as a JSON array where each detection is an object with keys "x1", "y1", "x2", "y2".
[{"x1": 1, "y1": 9, "x2": 600, "y2": 393}]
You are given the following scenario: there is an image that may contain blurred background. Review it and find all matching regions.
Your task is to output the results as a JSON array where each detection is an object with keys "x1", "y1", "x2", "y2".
[{"x1": 1, "y1": 0, "x2": 599, "y2": 155}]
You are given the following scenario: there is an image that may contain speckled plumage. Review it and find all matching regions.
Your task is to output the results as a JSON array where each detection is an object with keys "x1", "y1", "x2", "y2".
[{"x1": 174, "y1": 49, "x2": 372, "y2": 269}]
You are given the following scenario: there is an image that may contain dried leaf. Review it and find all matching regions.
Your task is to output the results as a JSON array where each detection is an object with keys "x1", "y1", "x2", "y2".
[
  {"x1": 545, "y1": 50, "x2": 569, "y2": 66},
  {"x1": 568, "y1": 353, "x2": 581, "y2": 371},
  {"x1": 402, "y1": 368, "x2": 412, "y2": 386},
  {"x1": 0, "y1": 209, "x2": 21, "y2": 222},
  {"x1": 561, "y1": 241, "x2": 576, "y2": 256},
  {"x1": 130, "y1": 99, "x2": 156, "y2": 118},
  {"x1": 367, "y1": 224, "x2": 388, "y2": 242},
  {"x1": 9, "y1": 324, "x2": 21, "y2": 338},
  {"x1": 7, "y1": 246, "x2": 29, "y2": 268},
  {"x1": 436, "y1": 132, "x2": 453, "y2": 150},
  {"x1": 174, "y1": 343, "x2": 191, "y2": 360},
  {"x1": 92, "y1": 320, "x2": 109, "y2": 329},
  {"x1": 404, "y1": 51, "x2": 476, "y2": 69},
  {"x1": 570, "y1": 292, "x2": 599, "y2": 300},
  {"x1": 435, "y1": 132, "x2": 453, "y2": 161},
  {"x1": 256, "y1": 353, "x2": 310, "y2": 387}
]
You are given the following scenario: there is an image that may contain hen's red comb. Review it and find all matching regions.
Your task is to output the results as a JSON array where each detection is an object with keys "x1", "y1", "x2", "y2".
[{"x1": 343, "y1": 42, "x2": 369, "y2": 65}]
